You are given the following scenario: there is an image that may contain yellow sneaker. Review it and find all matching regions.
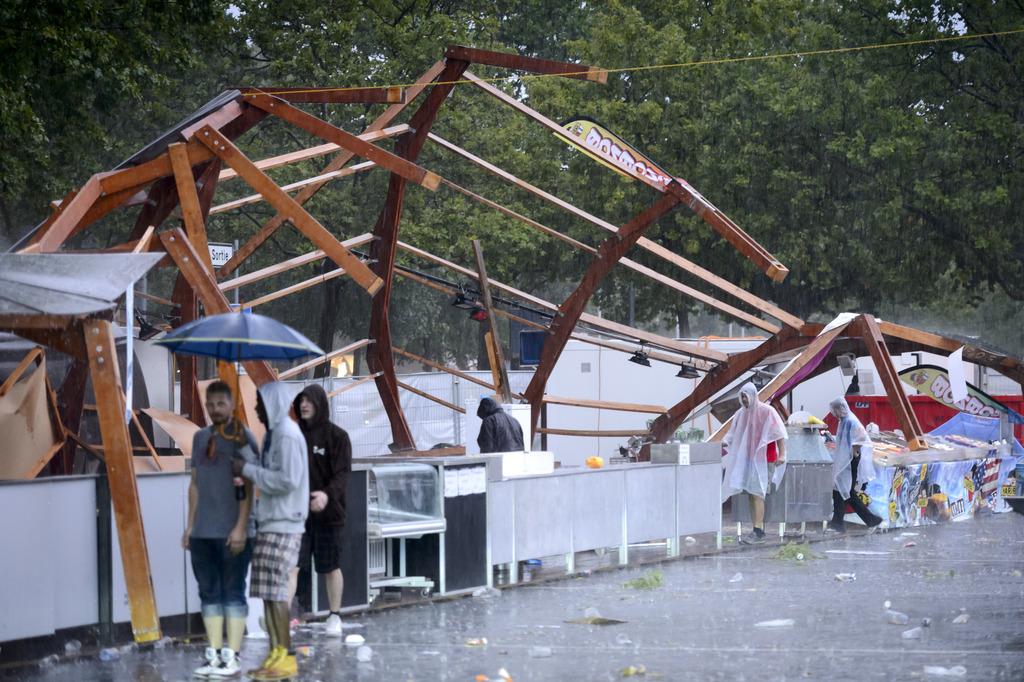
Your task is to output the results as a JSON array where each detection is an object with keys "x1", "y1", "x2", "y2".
[
  {"x1": 259, "y1": 652, "x2": 297, "y2": 680},
  {"x1": 247, "y1": 647, "x2": 284, "y2": 680}
]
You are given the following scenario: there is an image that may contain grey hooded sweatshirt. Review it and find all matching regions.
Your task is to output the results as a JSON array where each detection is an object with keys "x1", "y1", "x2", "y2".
[{"x1": 242, "y1": 382, "x2": 309, "y2": 534}]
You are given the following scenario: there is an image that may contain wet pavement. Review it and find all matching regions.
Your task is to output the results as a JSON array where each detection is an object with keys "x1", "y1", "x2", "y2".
[{"x1": 8, "y1": 512, "x2": 1024, "y2": 681}]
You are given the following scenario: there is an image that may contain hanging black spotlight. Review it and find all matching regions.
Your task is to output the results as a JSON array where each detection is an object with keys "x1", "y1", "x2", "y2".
[
  {"x1": 450, "y1": 291, "x2": 476, "y2": 310},
  {"x1": 628, "y1": 346, "x2": 651, "y2": 367},
  {"x1": 676, "y1": 362, "x2": 700, "y2": 379}
]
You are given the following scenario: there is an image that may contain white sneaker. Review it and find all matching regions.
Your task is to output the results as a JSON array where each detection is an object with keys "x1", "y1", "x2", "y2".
[
  {"x1": 208, "y1": 648, "x2": 241, "y2": 678},
  {"x1": 193, "y1": 646, "x2": 220, "y2": 678},
  {"x1": 324, "y1": 613, "x2": 343, "y2": 637}
]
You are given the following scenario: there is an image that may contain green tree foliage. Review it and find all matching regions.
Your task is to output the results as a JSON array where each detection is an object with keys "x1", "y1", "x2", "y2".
[{"x1": 3, "y1": 1, "x2": 1022, "y2": 358}]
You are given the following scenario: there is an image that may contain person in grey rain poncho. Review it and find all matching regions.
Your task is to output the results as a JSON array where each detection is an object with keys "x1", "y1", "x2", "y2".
[
  {"x1": 722, "y1": 383, "x2": 787, "y2": 544},
  {"x1": 827, "y1": 396, "x2": 882, "y2": 532}
]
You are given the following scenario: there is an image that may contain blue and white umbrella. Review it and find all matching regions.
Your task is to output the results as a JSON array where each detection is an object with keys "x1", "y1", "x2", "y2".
[{"x1": 155, "y1": 311, "x2": 323, "y2": 362}]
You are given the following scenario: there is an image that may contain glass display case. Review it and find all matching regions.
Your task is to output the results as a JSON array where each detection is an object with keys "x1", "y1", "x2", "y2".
[
  {"x1": 366, "y1": 463, "x2": 447, "y2": 601},
  {"x1": 367, "y1": 463, "x2": 445, "y2": 539}
]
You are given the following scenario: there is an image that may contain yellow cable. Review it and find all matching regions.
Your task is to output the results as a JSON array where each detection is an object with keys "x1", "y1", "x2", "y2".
[{"x1": 242, "y1": 28, "x2": 1024, "y2": 98}]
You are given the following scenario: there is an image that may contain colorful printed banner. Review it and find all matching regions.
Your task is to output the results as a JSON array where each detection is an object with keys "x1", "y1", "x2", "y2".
[
  {"x1": 899, "y1": 364, "x2": 1024, "y2": 422},
  {"x1": 561, "y1": 117, "x2": 674, "y2": 189}
]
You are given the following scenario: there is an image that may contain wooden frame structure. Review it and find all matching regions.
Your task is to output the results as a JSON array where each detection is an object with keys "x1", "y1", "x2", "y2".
[{"x1": 9, "y1": 46, "x2": 1024, "y2": 640}]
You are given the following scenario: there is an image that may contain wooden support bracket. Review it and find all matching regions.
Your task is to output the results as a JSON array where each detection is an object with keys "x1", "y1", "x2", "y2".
[{"x1": 247, "y1": 95, "x2": 440, "y2": 191}]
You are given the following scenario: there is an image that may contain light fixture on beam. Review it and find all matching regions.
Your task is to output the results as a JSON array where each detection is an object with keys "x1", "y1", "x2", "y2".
[
  {"x1": 628, "y1": 345, "x2": 651, "y2": 367},
  {"x1": 676, "y1": 362, "x2": 700, "y2": 379},
  {"x1": 469, "y1": 308, "x2": 488, "y2": 322},
  {"x1": 451, "y1": 291, "x2": 477, "y2": 310}
]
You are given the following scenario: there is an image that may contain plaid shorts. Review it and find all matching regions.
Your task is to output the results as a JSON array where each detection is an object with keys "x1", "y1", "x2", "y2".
[{"x1": 250, "y1": 532, "x2": 302, "y2": 601}]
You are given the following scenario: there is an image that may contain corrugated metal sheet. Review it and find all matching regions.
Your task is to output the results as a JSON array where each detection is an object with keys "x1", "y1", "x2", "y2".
[{"x1": 0, "y1": 253, "x2": 163, "y2": 318}]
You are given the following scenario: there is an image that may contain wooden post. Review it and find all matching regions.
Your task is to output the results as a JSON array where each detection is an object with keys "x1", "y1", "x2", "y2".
[
  {"x1": 856, "y1": 315, "x2": 928, "y2": 451},
  {"x1": 472, "y1": 240, "x2": 512, "y2": 403},
  {"x1": 366, "y1": 57, "x2": 470, "y2": 451},
  {"x1": 84, "y1": 319, "x2": 161, "y2": 643}
]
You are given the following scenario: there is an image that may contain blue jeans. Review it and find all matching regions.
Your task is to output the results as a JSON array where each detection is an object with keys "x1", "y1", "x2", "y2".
[{"x1": 189, "y1": 537, "x2": 253, "y2": 618}]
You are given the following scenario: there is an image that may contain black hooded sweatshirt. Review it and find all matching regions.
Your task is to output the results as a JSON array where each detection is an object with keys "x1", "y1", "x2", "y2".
[
  {"x1": 476, "y1": 397, "x2": 525, "y2": 453},
  {"x1": 293, "y1": 384, "x2": 352, "y2": 528}
]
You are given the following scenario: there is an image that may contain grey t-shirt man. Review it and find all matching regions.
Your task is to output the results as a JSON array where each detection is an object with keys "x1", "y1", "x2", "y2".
[{"x1": 190, "y1": 427, "x2": 258, "y2": 539}]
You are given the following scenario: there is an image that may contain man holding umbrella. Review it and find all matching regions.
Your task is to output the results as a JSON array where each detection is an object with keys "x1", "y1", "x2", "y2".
[
  {"x1": 157, "y1": 312, "x2": 322, "y2": 680},
  {"x1": 183, "y1": 380, "x2": 258, "y2": 679}
]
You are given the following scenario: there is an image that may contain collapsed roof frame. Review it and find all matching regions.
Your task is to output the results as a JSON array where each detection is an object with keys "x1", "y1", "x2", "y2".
[
  {"x1": 9, "y1": 45, "x2": 1024, "y2": 645},
  {"x1": 16, "y1": 44, "x2": 1024, "y2": 453}
]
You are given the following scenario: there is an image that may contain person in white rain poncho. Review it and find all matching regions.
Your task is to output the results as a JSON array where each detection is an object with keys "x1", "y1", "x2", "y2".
[
  {"x1": 827, "y1": 396, "x2": 882, "y2": 533},
  {"x1": 723, "y1": 383, "x2": 787, "y2": 544}
]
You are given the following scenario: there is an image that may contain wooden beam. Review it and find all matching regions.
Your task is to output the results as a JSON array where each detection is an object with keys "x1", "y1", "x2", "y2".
[
  {"x1": 366, "y1": 58, "x2": 470, "y2": 452},
  {"x1": 664, "y1": 180, "x2": 789, "y2": 283},
  {"x1": 54, "y1": 358, "x2": 89, "y2": 474},
  {"x1": 130, "y1": 408, "x2": 162, "y2": 472},
  {"x1": 856, "y1": 315, "x2": 928, "y2": 451},
  {"x1": 210, "y1": 162, "x2": 375, "y2": 215},
  {"x1": 28, "y1": 175, "x2": 103, "y2": 252},
  {"x1": 879, "y1": 321, "x2": 1024, "y2": 386},
  {"x1": 524, "y1": 193, "x2": 682, "y2": 430},
  {"x1": 393, "y1": 346, "x2": 497, "y2": 392},
  {"x1": 168, "y1": 143, "x2": 214, "y2": 272},
  {"x1": 84, "y1": 319, "x2": 161, "y2": 643},
  {"x1": 180, "y1": 100, "x2": 246, "y2": 140},
  {"x1": 429, "y1": 133, "x2": 803, "y2": 329},
  {"x1": 396, "y1": 379, "x2": 465, "y2": 414},
  {"x1": 395, "y1": 240, "x2": 725, "y2": 362},
  {"x1": 0, "y1": 347, "x2": 44, "y2": 397},
  {"x1": 2, "y1": 324, "x2": 87, "y2": 358},
  {"x1": 194, "y1": 125, "x2": 383, "y2": 296},
  {"x1": 100, "y1": 140, "x2": 215, "y2": 197},
  {"x1": 99, "y1": 104, "x2": 265, "y2": 198},
  {"x1": 445, "y1": 45, "x2": 607, "y2": 83},
  {"x1": 543, "y1": 394, "x2": 666, "y2": 415},
  {"x1": 243, "y1": 264, "x2": 351, "y2": 308},
  {"x1": 159, "y1": 228, "x2": 277, "y2": 386},
  {"x1": 537, "y1": 427, "x2": 649, "y2": 437},
  {"x1": 239, "y1": 85, "x2": 405, "y2": 104},
  {"x1": 131, "y1": 226, "x2": 156, "y2": 253},
  {"x1": 219, "y1": 233, "x2": 374, "y2": 293},
  {"x1": 472, "y1": 240, "x2": 512, "y2": 402},
  {"x1": 247, "y1": 95, "x2": 440, "y2": 191},
  {"x1": 217, "y1": 61, "x2": 446, "y2": 278},
  {"x1": 277, "y1": 339, "x2": 374, "y2": 380},
  {"x1": 216, "y1": 124, "x2": 408, "y2": 182},
  {"x1": 327, "y1": 372, "x2": 382, "y2": 398}
]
